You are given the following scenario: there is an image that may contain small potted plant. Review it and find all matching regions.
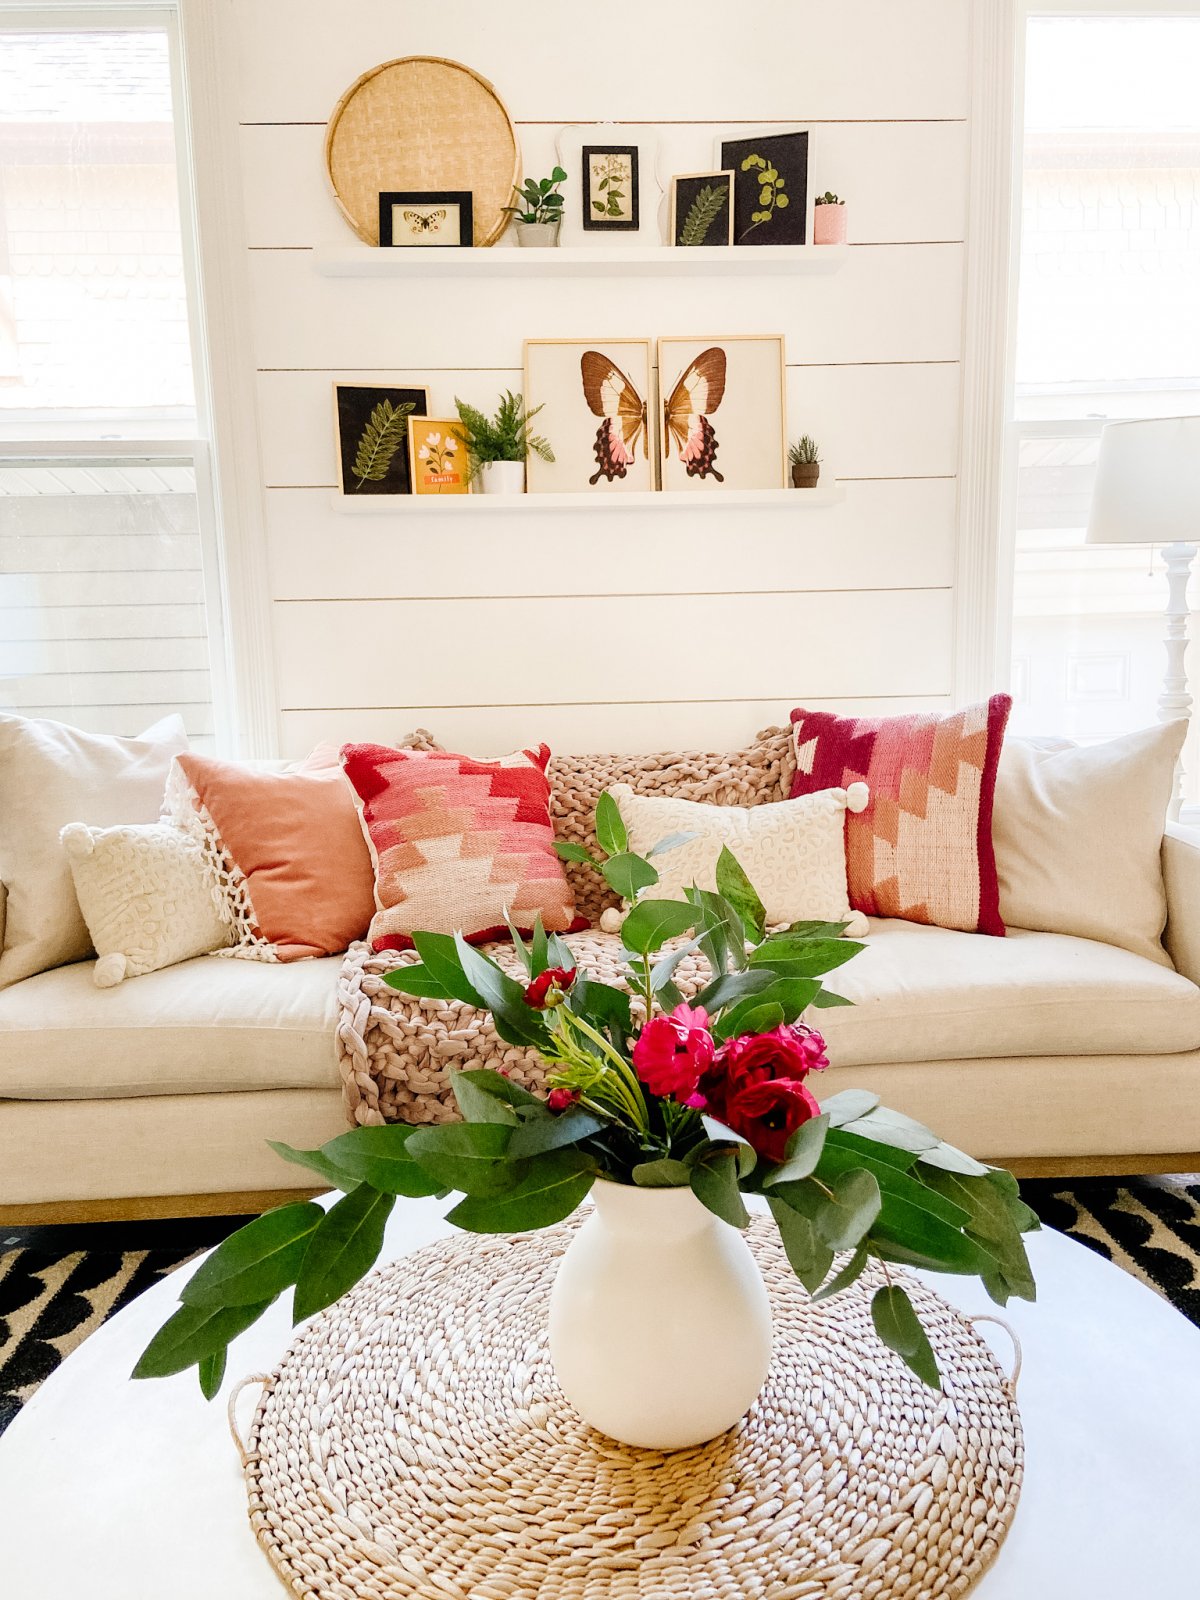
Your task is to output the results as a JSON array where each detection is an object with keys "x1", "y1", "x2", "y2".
[
  {"x1": 789, "y1": 436, "x2": 821, "y2": 488},
  {"x1": 454, "y1": 391, "x2": 554, "y2": 494},
  {"x1": 814, "y1": 191, "x2": 847, "y2": 246},
  {"x1": 506, "y1": 167, "x2": 568, "y2": 246}
]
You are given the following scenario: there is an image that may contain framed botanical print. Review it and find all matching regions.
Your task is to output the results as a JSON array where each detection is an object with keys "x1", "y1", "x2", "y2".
[
  {"x1": 717, "y1": 129, "x2": 812, "y2": 246},
  {"x1": 407, "y1": 417, "x2": 469, "y2": 495},
  {"x1": 581, "y1": 146, "x2": 640, "y2": 231},
  {"x1": 656, "y1": 335, "x2": 786, "y2": 491},
  {"x1": 523, "y1": 339, "x2": 655, "y2": 493},
  {"x1": 334, "y1": 383, "x2": 430, "y2": 495},
  {"x1": 670, "y1": 171, "x2": 735, "y2": 247},
  {"x1": 378, "y1": 190, "x2": 473, "y2": 247}
]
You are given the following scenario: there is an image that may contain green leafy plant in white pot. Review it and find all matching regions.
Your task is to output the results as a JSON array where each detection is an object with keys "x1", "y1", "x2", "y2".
[
  {"x1": 789, "y1": 435, "x2": 821, "y2": 488},
  {"x1": 506, "y1": 167, "x2": 567, "y2": 246},
  {"x1": 454, "y1": 392, "x2": 554, "y2": 494},
  {"x1": 814, "y1": 190, "x2": 847, "y2": 246}
]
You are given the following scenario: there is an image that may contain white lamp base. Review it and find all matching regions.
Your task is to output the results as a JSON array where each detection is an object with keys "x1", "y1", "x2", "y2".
[{"x1": 1159, "y1": 540, "x2": 1196, "y2": 822}]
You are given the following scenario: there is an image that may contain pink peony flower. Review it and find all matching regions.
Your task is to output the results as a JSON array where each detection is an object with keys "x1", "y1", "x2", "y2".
[
  {"x1": 632, "y1": 1002, "x2": 715, "y2": 1101},
  {"x1": 696, "y1": 1022, "x2": 830, "y2": 1163}
]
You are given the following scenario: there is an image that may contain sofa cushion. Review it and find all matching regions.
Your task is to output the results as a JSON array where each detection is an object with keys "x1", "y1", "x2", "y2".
[
  {"x1": 818, "y1": 918, "x2": 1200, "y2": 1066},
  {"x1": 0, "y1": 954, "x2": 341, "y2": 1100}
]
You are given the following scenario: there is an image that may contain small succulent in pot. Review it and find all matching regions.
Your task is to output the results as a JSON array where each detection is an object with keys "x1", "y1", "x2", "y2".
[
  {"x1": 789, "y1": 435, "x2": 821, "y2": 488},
  {"x1": 814, "y1": 191, "x2": 847, "y2": 246},
  {"x1": 453, "y1": 392, "x2": 554, "y2": 493},
  {"x1": 506, "y1": 167, "x2": 568, "y2": 246}
]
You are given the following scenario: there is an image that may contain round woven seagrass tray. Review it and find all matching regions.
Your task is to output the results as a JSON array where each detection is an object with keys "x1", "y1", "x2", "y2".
[
  {"x1": 324, "y1": 56, "x2": 520, "y2": 246},
  {"x1": 233, "y1": 1217, "x2": 1023, "y2": 1600}
]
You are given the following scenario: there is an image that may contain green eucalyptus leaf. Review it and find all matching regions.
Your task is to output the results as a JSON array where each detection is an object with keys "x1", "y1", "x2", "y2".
[
  {"x1": 595, "y1": 791, "x2": 628, "y2": 857},
  {"x1": 569, "y1": 975, "x2": 632, "y2": 1036},
  {"x1": 601, "y1": 851, "x2": 658, "y2": 902},
  {"x1": 711, "y1": 997, "x2": 786, "y2": 1042},
  {"x1": 453, "y1": 1067, "x2": 548, "y2": 1116},
  {"x1": 322, "y1": 1126, "x2": 447, "y2": 1196},
  {"x1": 871, "y1": 1285, "x2": 941, "y2": 1389},
  {"x1": 452, "y1": 1070, "x2": 520, "y2": 1125},
  {"x1": 762, "y1": 1114, "x2": 829, "y2": 1187},
  {"x1": 650, "y1": 935, "x2": 704, "y2": 993},
  {"x1": 553, "y1": 840, "x2": 595, "y2": 864},
  {"x1": 406, "y1": 1121, "x2": 519, "y2": 1196},
  {"x1": 182, "y1": 1202, "x2": 324, "y2": 1309},
  {"x1": 824, "y1": 1127, "x2": 918, "y2": 1171},
  {"x1": 506, "y1": 1107, "x2": 604, "y2": 1159},
  {"x1": 293, "y1": 1184, "x2": 394, "y2": 1325},
  {"x1": 133, "y1": 1297, "x2": 275, "y2": 1381},
  {"x1": 693, "y1": 967, "x2": 774, "y2": 1014},
  {"x1": 645, "y1": 830, "x2": 699, "y2": 858},
  {"x1": 530, "y1": 914, "x2": 550, "y2": 976},
  {"x1": 504, "y1": 916, "x2": 533, "y2": 976},
  {"x1": 689, "y1": 1148, "x2": 750, "y2": 1228},
  {"x1": 810, "y1": 989, "x2": 853, "y2": 1008},
  {"x1": 819, "y1": 1089, "x2": 881, "y2": 1127},
  {"x1": 917, "y1": 1142, "x2": 991, "y2": 1177},
  {"x1": 767, "y1": 1193, "x2": 833, "y2": 1293},
  {"x1": 821, "y1": 1133, "x2": 969, "y2": 1224},
  {"x1": 715, "y1": 846, "x2": 766, "y2": 940},
  {"x1": 448, "y1": 1149, "x2": 595, "y2": 1232},
  {"x1": 381, "y1": 962, "x2": 455, "y2": 1000},
  {"x1": 411, "y1": 931, "x2": 487, "y2": 1006},
  {"x1": 784, "y1": 919, "x2": 852, "y2": 939},
  {"x1": 748, "y1": 937, "x2": 862, "y2": 979},
  {"x1": 545, "y1": 933, "x2": 578, "y2": 972},
  {"x1": 198, "y1": 1346, "x2": 227, "y2": 1400},
  {"x1": 620, "y1": 898, "x2": 698, "y2": 955},
  {"x1": 267, "y1": 1140, "x2": 357, "y2": 1191},
  {"x1": 453, "y1": 934, "x2": 550, "y2": 1047},
  {"x1": 841, "y1": 1107, "x2": 939, "y2": 1154},
  {"x1": 811, "y1": 1242, "x2": 870, "y2": 1302},
  {"x1": 815, "y1": 1167, "x2": 882, "y2": 1251},
  {"x1": 632, "y1": 1158, "x2": 693, "y2": 1187}
]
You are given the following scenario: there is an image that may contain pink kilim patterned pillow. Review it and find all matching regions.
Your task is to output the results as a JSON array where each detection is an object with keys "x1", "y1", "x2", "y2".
[
  {"x1": 789, "y1": 697, "x2": 1013, "y2": 935},
  {"x1": 340, "y1": 742, "x2": 584, "y2": 952}
]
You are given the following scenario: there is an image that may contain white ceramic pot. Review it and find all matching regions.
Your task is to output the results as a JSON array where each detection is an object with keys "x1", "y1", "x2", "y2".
[
  {"x1": 547, "y1": 1179, "x2": 773, "y2": 1450},
  {"x1": 514, "y1": 219, "x2": 561, "y2": 248},
  {"x1": 477, "y1": 460, "x2": 525, "y2": 494}
]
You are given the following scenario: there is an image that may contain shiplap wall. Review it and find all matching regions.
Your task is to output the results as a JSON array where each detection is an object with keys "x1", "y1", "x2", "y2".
[{"x1": 225, "y1": 0, "x2": 970, "y2": 756}]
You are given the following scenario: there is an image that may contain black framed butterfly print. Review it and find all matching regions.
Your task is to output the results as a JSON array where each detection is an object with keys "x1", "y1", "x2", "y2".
[
  {"x1": 657, "y1": 336, "x2": 786, "y2": 492},
  {"x1": 524, "y1": 339, "x2": 655, "y2": 493},
  {"x1": 379, "y1": 191, "x2": 473, "y2": 247}
]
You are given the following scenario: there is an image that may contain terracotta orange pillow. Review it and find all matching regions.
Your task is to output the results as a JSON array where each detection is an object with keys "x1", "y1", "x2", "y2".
[
  {"x1": 168, "y1": 747, "x2": 375, "y2": 960},
  {"x1": 340, "y1": 741, "x2": 583, "y2": 952},
  {"x1": 789, "y1": 697, "x2": 1012, "y2": 935}
]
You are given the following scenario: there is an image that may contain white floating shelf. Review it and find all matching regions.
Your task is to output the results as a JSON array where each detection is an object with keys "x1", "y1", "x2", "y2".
[
  {"x1": 313, "y1": 243, "x2": 850, "y2": 279},
  {"x1": 331, "y1": 487, "x2": 846, "y2": 514}
]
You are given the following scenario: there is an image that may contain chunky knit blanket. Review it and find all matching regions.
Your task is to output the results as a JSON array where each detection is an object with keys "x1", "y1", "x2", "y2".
[{"x1": 335, "y1": 933, "x2": 709, "y2": 1127}]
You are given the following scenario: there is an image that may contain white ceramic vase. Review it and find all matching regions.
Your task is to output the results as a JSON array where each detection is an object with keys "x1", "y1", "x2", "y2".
[
  {"x1": 477, "y1": 459, "x2": 525, "y2": 494},
  {"x1": 547, "y1": 1179, "x2": 773, "y2": 1450}
]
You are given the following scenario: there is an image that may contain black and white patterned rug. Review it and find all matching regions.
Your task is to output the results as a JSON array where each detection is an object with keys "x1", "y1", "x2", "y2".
[{"x1": 2, "y1": 1177, "x2": 1199, "y2": 1438}]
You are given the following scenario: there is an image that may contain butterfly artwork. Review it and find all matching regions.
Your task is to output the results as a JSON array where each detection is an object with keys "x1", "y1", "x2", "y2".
[
  {"x1": 661, "y1": 347, "x2": 728, "y2": 483},
  {"x1": 403, "y1": 208, "x2": 447, "y2": 234},
  {"x1": 580, "y1": 351, "x2": 649, "y2": 485},
  {"x1": 378, "y1": 191, "x2": 473, "y2": 247}
]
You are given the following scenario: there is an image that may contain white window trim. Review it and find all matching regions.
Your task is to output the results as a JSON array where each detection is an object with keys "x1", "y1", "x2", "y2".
[
  {"x1": 957, "y1": 0, "x2": 1200, "y2": 708},
  {"x1": 0, "y1": 0, "x2": 278, "y2": 755}
]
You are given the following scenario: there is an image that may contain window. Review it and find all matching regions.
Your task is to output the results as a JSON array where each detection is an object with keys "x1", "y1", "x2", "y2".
[
  {"x1": 1008, "y1": 12, "x2": 1200, "y2": 794},
  {"x1": 0, "y1": 13, "x2": 224, "y2": 749}
]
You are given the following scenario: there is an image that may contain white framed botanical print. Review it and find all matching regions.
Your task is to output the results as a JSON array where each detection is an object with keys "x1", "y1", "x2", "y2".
[
  {"x1": 523, "y1": 338, "x2": 655, "y2": 493},
  {"x1": 656, "y1": 335, "x2": 786, "y2": 491}
]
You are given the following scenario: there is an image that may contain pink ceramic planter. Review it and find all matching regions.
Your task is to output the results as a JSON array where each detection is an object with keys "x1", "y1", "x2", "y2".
[{"x1": 814, "y1": 203, "x2": 847, "y2": 245}]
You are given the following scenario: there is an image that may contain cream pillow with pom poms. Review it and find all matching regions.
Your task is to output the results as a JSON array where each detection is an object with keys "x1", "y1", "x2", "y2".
[
  {"x1": 60, "y1": 821, "x2": 233, "y2": 987},
  {"x1": 604, "y1": 783, "x2": 870, "y2": 937}
]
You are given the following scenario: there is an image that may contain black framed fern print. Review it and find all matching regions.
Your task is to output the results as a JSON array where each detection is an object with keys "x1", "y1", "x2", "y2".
[
  {"x1": 334, "y1": 383, "x2": 430, "y2": 495},
  {"x1": 670, "y1": 171, "x2": 735, "y2": 247}
]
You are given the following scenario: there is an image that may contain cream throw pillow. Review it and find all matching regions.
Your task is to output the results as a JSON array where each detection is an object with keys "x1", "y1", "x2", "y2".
[
  {"x1": 608, "y1": 783, "x2": 870, "y2": 936},
  {"x1": 0, "y1": 713, "x2": 189, "y2": 988},
  {"x1": 60, "y1": 821, "x2": 233, "y2": 987},
  {"x1": 993, "y1": 721, "x2": 1185, "y2": 967}
]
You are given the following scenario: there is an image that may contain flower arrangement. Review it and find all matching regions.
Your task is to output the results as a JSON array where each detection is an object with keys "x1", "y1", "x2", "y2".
[{"x1": 133, "y1": 794, "x2": 1037, "y2": 1400}]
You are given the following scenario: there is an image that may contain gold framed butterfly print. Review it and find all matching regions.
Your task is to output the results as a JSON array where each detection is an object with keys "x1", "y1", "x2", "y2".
[
  {"x1": 379, "y1": 190, "x2": 473, "y2": 247},
  {"x1": 523, "y1": 339, "x2": 655, "y2": 493},
  {"x1": 657, "y1": 335, "x2": 787, "y2": 492}
]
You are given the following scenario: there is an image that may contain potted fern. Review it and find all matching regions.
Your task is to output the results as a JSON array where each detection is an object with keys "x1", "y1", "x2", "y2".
[
  {"x1": 505, "y1": 167, "x2": 567, "y2": 247},
  {"x1": 454, "y1": 392, "x2": 554, "y2": 494},
  {"x1": 789, "y1": 436, "x2": 821, "y2": 488},
  {"x1": 814, "y1": 191, "x2": 847, "y2": 246}
]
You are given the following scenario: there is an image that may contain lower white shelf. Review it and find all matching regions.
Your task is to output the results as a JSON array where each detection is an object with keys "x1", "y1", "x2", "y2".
[{"x1": 330, "y1": 486, "x2": 846, "y2": 514}]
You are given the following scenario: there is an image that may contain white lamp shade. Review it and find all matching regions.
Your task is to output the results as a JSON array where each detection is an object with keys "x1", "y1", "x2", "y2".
[{"x1": 1086, "y1": 415, "x2": 1200, "y2": 546}]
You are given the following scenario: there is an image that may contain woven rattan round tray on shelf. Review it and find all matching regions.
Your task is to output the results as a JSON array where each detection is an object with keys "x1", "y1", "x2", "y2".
[
  {"x1": 234, "y1": 1217, "x2": 1023, "y2": 1600},
  {"x1": 324, "y1": 56, "x2": 521, "y2": 246}
]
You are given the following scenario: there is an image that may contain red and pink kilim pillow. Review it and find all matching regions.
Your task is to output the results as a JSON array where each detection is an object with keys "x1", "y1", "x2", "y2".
[
  {"x1": 789, "y1": 696, "x2": 1013, "y2": 936},
  {"x1": 340, "y1": 742, "x2": 584, "y2": 952}
]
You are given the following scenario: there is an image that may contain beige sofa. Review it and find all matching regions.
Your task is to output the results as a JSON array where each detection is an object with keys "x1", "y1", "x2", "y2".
[{"x1": 3, "y1": 822, "x2": 1199, "y2": 1223}]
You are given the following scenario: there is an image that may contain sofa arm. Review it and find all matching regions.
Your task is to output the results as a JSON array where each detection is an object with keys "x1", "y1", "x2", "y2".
[{"x1": 1163, "y1": 822, "x2": 1200, "y2": 984}]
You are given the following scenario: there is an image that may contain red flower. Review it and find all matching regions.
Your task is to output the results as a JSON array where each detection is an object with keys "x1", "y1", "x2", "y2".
[
  {"x1": 698, "y1": 1023, "x2": 829, "y2": 1163},
  {"x1": 632, "y1": 1002, "x2": 715, "y2": 1101},
  {"x1": 523, "y1": 966, "x2": 576, "y2": 1010},
  {"x1": 547, "y1": 1087, "x2": 580, "y2": 1112}
]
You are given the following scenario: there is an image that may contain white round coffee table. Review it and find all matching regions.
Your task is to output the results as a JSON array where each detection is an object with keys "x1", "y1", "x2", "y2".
[{"x1": 0, "y1": 1197, "x2": 1197, "y2": 1597}]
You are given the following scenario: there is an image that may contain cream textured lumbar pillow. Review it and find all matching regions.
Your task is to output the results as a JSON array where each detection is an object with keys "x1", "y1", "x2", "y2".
[
  {"x1": 607, "y1": 783, "x2": 870, "y2": 936},
  {"x1": 993, "y1": 721, "x2": 1186, "y2": 966},
  {"x1": 60, "y1": 821, "x2": 233, "y2": 987},
  {"x1": 0, "y1": 712, "x2": 189, "y2": 988}
]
